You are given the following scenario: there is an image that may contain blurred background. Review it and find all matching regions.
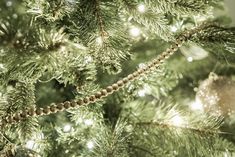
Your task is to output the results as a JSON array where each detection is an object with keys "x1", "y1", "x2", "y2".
[{"x1": 225, "y1": 0, "x2": 235, "y2": 25}]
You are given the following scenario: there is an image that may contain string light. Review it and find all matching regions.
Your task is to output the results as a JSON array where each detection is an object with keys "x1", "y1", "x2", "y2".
[
  {"x1": 170, "y1": 26, "x2": 178, "y2": 32},
  {"x1": 190, "y1": 99, "x2": 204, "y2": 111},
  {"x1": 129, "y1": 27, "x2": 141, "y2": 37},
  {"x1": 137, "y1": 4, "x2": 146, "y2": 13},
  {"x1": 84, "y1": 119, "x2": 94, "y2": 126},
  {"x1": 6, "y1": 1, "x2": 12, "y2": 7},
  {"x1": 25, "y1": 140, "x2": 36, "y2": 150},
  {"x1": 187, "y1": 57, "x2": 193, "y2": 62},
  {"x1": 96, "y1": 36, "x2": 103, "y2": 45},
  {"x1": 138, "y1": 89, "x2": 146, "y2": 97},
  {"x1": 137, "y1": 84, "x2": 151, "y2": 97},
  {"x1": 63, "y1": 124, "x2": 72, "y2": 132},
  {"x1": 86, "y1": 140, "x2": 94, "y2": 150},
  {"x1": 170, "y1": 113, "x2": 185, "y2": 127}
]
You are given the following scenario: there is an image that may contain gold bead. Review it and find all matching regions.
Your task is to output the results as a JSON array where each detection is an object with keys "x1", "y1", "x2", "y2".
[
  {"x1": 122, "y1": 78, "x2": 128, "y2": 84},
  {"x1": 106, "y1": 86, "x2": 113, "y2": 93},
  {"x1": 71, "y1": 100, "x2": 77, "y2": 107},
  {"x1": 89, "y1": 95, "x2": 96, "y2": 102},
  {"x1": 50, "y1": 104, "x2": 57, "y2": 113},
  {"x1": 77, "y1": 99, "x2": 84, "y2": 106},
  {"x1": 83, "y1": 97, "x2": 90, "y2": 104},
  {"x1": 153, "y1": 59, "x2": 160, "y2": 65},
  {"x1": 133, "y1": 71, "x2": 139, "y2": 77},
  {"x1": 101, "y1": 89, "x2": 108, "y2": 96},
  {"x1": 20, "y1": 111, "x2": 27, "y2": 118},
  {"x1": 95, "y1": 91, "x2": 102, "y2": 99},
  {"x1": 127, "y1": 74, "x2": 134, "y2": 80},
  {"x1": 43, "y1": 106, "x2": 50, "y2": 114},
  {"x1": 137, "y1": 69, "x2": 144, "y2": 74},
  {"x1": 57, "y1": 103, "x2": 64, "y2": 111},
  {"x1": 27, "y1": 107, "x2": 35, "y2": 116},
  {"x1": 112, "y1": 84, "x2": 119, "y2": 90},
  {"x1": 117, "y1": 80, "x2": 124, "y2": 87},
  {"x1": 64, "y1": 101, "x2": 71, "y2": 109},
  {"x1": 36, "y1": 108, "x2": 43, "y2": 115}
]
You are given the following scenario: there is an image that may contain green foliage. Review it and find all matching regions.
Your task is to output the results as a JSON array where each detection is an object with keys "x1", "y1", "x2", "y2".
[{"x1": 1, "y1": 0, "x2": 235, "y2": 157}]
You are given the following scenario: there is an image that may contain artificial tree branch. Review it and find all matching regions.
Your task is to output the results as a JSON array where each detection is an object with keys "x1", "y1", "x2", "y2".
[{"x1": 0, "y1": 22, "x2": 216, "y2": 128}]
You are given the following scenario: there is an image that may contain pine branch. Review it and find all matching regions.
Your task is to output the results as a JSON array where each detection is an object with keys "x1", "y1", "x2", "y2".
[{"x1": 0, "y1": 22, "x2": 211, "y2": 127}]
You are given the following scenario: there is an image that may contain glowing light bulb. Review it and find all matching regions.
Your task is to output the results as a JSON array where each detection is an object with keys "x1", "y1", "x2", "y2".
[
  {"x1": 96, "y1": 36, "x2": 103, "y2": 45},
  {"x1": 170, "y1": 26, "x2": 178, "y2": 32},
  {"x1": 76, "y1": 117, "x2": 83, "y2": 124},
  {"x1": 84, "y1": 119, "x2": 93, "y2": 126},
  {"x1": 25, "y1": 140, "x2": 35, "y2": 150},
  {"x1": 87, "y1": 141, "x2": 94, "y2": 150},
  {"x1": 137, "y1": 4, "x2": 146, "y2": 13},
  {"x1": 138, "y1": 89, "x2": 146, "y2": 97},
  {"x1": 187, "y1": 57, "x2": 193, "y2": 62},
  {"x1": 129, "y1": 27, "x2": 141, "y2": 37},
  {"x1": 63, "y1": 124, "x2": 72, "y2": 132},
  {"x1": 6, "y1": 1, "x2": 12, "y2": 7},
  {"x1": 190, "y1": 100, "x2": 204, "y2": 111},
  {"x1": 0, "y1": 64, "x2": 4, "y2": 69},
  {"x1": 170, "y1": 113, "x2": 184, "y2": 127}
]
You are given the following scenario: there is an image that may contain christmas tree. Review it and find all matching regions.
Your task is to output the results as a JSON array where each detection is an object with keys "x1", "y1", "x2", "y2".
[{"x1": 1, "y1": 0, "x2": 235, "y2": 156}]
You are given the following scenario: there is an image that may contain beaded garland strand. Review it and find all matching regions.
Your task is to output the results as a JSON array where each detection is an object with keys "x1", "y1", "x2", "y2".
[{"x1": 0, "y1": 22, "x2": 214, "y2": 128}]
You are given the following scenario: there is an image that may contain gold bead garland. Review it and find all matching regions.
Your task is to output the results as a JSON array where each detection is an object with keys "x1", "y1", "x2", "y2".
[{"x1": 0, "y1": 23, "x2": 213, "y2": 128}]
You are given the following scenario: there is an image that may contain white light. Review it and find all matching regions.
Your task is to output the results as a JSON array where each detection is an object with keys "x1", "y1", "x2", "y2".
[
  {"x1": 190, "y1": 100, "x2": 204, "y2": 111},
  {"x1": 96, "y1": 36, "x2": 103, "y2": 45},
  {"x1": 84, "y1": 119, "x2": 93, "y2": 126},
  {"x1": 137, "y1": 4, "x2": 146, "y2": 13},
  {"x1": 170, "y1": 26, "x2": 178, "y2": 32},
  {"x1": 129, "y1": 27, "x2": 141, "y2": 37},
  {"x1": 60, "y1": 46, "x2": 66, "y2": 52},
  {"x1": 138, "y1": 89, "x2": 146, "y2": 97},
  {"x1": 137, "y1": 84, "x2": 151, "y2": 97},
  {"x1": 86, "y1": 141, "x2": 94, "y2": 150},
  {"x1": 187, "y1": 57, "x2": 193, "y2": 62},
  {"x1": 138, "y1": 63, "x2": 146, "y2": 69},
  {"x1": 170, "y1": 113, "x2": 184, "y2": 127},
  {"x1": 76, "y1": 117, "x2": 83, "y2": 124},
  {"x1": 25, "y1": 140, "x2": 35, "y2": 150},
  {"x1": 0, "y1": 64, "x2": 4, "y2": 69},
  {"x1": 63, "y1": 124, "x2": 72, "y2": 133},
  {"x1": 6, "y1": 1, "x2": 12, "y2": 7}
]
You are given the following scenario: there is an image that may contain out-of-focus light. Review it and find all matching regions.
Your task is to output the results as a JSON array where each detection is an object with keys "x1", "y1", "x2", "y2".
[
  {"x1": 6, "y1": 1, "x2": 12, "y2": 7},
  {"x1": 129, "y1": 27, "x2": 141, "y2": 37},
  {"x1": 63, "y1": 124, "x2": 72, "y2": 133},
  {"x1": 87, "y1": 141, "x2": 94, "y2": 150},
  {"x1": 187, "y1": 57, "x2": 193, "y2": 62},
  {"x1": 170, "y1": 113, "x2": 184, "y2": 127},
  {"x1": 137, "y1": 4, "x2": 146, "y2": 13},
  {"x1": 96, "y1": 36, "x2": 103, "y2": 45},
  {"x1": 25, "y1": 140, "x2": 35, "y2": 150},
  {"x1": 138, "y1": 89, "x2": 146, "y2": 97},
  {"x1": 190, "y1": 99, "x2": 204, "y2": 111},
  {"x1": 84, "y1": 119, "x2": 93, "y2": 126},
  {"x1": 76, "y1": 117, "x2": 83, "y2": 125},
  {"x1": 137, "y1": 84, "x2": 151, "y2": 97},
  {"x1": 170, "y1": 26, "x2": 178, "y2": 32}
]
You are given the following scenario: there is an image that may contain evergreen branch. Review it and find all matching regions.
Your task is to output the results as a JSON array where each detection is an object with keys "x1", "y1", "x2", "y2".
[
  {"x1": 136, "y1": 121, "x2": 225, "y2": 135},
  {"x1": 94, "y1": 0, "x2": 108, "y2": 43},
  {"x1": 0, "y1": 22, "x2": 211, "y2": 128}
]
